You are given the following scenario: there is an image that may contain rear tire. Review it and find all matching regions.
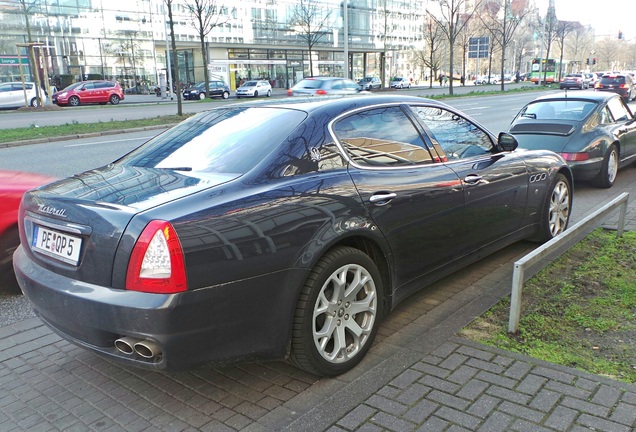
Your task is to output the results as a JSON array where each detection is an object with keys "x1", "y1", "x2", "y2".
[
  {"x1": 266, "y1": 89, "x2": 272, "y2": 97},
  {"x1": 532, "y1": 173, "x2": 571, "y2": 242},
  {"x1": 109, "y1": 95, "x2": 120, "y2": 105},
  {"x1": 222, "y1": 91, "x2": 229, "y2": 99},
  {"x1": 593, "y1": 144, "x2": 619, "y2": 189},
  {"x1": 289, "y1": 246, "x2": 383, "y2": 376},
  {"x1": 29, "y1": 97, "x2": 38, "y2": 107}
]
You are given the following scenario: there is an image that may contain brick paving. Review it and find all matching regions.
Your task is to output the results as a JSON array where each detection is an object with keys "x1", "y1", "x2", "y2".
[{"x1": 1, "y1": 205, "x2": 635, "y2": 431}]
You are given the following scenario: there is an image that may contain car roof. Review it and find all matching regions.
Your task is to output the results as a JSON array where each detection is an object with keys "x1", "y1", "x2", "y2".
[
  {"x1": 234, "y1": 94, "x2": 448, "y2": 117},
  {"x1": 528, "y1": 90, "x2": 618, "y2": 103}
]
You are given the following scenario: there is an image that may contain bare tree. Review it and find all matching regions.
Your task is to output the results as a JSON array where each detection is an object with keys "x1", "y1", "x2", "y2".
[
  {"x1": 554, "y1": 21, "x2": 579, "y2": 79},
  {"x1": 427, "y1": 0, "x2": 478, "y2": 95},
  {"x1": 410, "y1": 16, "x2": 444, "y2": 88},
  {"x1": 185, "y1": 0, "x2": 234, "y2": 97},
  {"x1": 565, "y1": 25, "x2": 594, "y2": 71},
  {"x1": 478, "y1": 0, "x2": 529, "y2": 89},
  {"x1": 165, "y1": 0, "x2": 183, "y2": 116},
  {"x1": 289, "y1": 0, "x2": 332, "y2": 77},
  {"x1": 595, "y1": 38, "x2": 622, "y2": 71}
]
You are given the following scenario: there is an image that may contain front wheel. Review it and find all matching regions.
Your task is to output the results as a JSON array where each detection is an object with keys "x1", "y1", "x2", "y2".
[
  {"x1": 198, "y1": 92, "x2": 206, "y2": 100},
  {"x1": 289, "y1": 246, "x2": 383, "y2": 376},
  {"x1": 0, "y1": 227, "x2": 21, "y2": 294},
  {"x1": 253, "y1": 91, "x2": 258, "y2": 97},
  {"x1": 68, "y1": 96, "x2": 80, "y2": 106},
  {"x1": 222, "y1": 91, "x2": 229, "y2": 99},
  {"x1": 109, "y1": 95, "x2": 120, "y2": 105},
  {"x1": 533, "y1": 173, "x2": 571, "y2": 242},
  {"x1": 593, "y1": 144, "x2": 619, "y2": 188}
]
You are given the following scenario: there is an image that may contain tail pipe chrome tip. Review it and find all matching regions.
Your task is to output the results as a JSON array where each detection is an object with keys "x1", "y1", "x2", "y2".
[
  {"x1": 114, "y1": 336, "x2": 140, "y2": 355},
  {"x1": 133, "y1": 339, "x2": 162, "y2": 359}
]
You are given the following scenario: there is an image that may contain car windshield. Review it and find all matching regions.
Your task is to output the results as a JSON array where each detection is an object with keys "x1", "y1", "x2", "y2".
[
  {"x1": 242, "y1": 81, "x2": 257, "y2": 87},
  {"x1": 61, "y1": 82, "x2": 84, "y2": 91},
  {"x1": 119, "y1": 107, "x2": 307, "y2": 174},
  {"x1": 520, "y1": 100, "x2": 598, "y2": 121}
]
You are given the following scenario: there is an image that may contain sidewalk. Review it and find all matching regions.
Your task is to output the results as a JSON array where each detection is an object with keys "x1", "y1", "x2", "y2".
[{"x1": 2, "y1": 202, "x2": 636, "y2": 431}]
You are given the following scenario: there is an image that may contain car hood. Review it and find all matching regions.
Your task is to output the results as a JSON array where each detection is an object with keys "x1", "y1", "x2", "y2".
[{"x1": 19, "y1": 164, "x2": 238, "y2": 287}]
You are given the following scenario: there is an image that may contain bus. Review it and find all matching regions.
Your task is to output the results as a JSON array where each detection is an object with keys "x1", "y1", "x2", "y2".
[{"x1": 529, "y1": 58, "x2": 558, "y2": 84}]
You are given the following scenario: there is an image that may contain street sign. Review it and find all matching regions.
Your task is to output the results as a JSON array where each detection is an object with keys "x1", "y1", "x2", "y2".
[{"x1": 468, "y1": 37, "x2": 489, "y2": 59}]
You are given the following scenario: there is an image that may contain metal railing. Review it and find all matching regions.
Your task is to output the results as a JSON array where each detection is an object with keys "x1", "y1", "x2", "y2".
[{"x1": 508, "y1": 192, "x2": 630, "y2": 333}]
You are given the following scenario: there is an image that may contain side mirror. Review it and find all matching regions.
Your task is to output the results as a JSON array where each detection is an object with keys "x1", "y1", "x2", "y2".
[{"x1": 497, "y1": 132, "x2": 518, "y2": 152}]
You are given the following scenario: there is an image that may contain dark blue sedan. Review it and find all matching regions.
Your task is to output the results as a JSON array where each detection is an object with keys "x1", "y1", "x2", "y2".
[{"x1": 15, "y1": 95, "x2": 572, "y2": 376}]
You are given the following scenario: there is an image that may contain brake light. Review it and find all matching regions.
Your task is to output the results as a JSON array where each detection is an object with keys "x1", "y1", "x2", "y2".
[
  {"x1": 287, "y1": 88, "x2": 293, "y2": 96},
  {"x1": 316, "y1": 89, "x2": 328, "y2": 95},
  {"x1": 620, "y1": 83, "x2": 629, "y2": 89},
  {"x1": 561, "y1": 152, "x2": 590, "y2": 161},
  {"x1": 126, "y1": 220, "x2": 187, "y2": 293}
]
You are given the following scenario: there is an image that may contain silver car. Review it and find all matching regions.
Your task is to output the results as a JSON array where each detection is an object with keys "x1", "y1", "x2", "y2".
[
  {"x1": 0, "y1": 82, "x2": 47, "y2": 108},
  {"x1": 236, "y1": 80, "x2": 272, "y2": 98},
  {"x1": 288, "y1": 77, "x2": 362, "y2": 96}
]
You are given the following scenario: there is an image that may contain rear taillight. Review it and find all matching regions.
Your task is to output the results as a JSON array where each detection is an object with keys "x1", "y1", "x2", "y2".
[
  {"x1": 126, "y1": 220, "x2": 187, "y2": 293},
  {"x1": 620, "y1": 83, "x2": 629, "y2": 89},
  {"x1": 561, "y1": 152, "x2": 590, "y2": 161},
  {"x1": 316, "y1": 89, "x2": 328, "y2": 95}
]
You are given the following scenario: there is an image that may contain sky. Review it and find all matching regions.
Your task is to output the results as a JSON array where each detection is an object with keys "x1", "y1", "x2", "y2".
[{"x1": 551, "y1": 0, "x2": 636, "y2": 41}]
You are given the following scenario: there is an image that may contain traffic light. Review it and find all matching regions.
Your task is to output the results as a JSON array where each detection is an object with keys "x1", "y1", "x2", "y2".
[
  {"x1": 593, "y1": 58, "x2": 597, "y2": 65},
  {"x1": 586, "y1": 58, "x2": 589, "y2": 65}
]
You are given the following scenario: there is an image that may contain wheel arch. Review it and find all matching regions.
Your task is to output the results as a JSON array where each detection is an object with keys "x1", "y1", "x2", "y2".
[{"x1": 305, "y1": 234, "x2": 393, "y2": 318}]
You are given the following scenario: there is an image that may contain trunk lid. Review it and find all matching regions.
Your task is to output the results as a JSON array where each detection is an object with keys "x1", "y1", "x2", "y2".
[{"x1": 20, "y1": 164, "x2": 237, "y2": 287}]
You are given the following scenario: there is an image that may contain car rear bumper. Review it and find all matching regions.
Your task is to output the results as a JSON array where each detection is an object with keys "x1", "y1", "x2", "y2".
[
  {"x1": 14, "y1": 245, "x2": 304, "y2": 371},
  {"x1": 567, "y1": 158, "x2": 602, "y2": 181}
]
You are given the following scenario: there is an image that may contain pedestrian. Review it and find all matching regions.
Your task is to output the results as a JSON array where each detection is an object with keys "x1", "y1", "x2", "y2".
[
  {"x1": 460, "y1": 75, "x2": 465, "y2": 86},
  {"x1": 438, "y1": 74, "x2": 443, "y2": 87}
]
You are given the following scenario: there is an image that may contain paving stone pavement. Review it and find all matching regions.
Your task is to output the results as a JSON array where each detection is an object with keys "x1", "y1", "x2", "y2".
[{"x1": 1, "y1": 205, "x2": 635, "y2": 431}]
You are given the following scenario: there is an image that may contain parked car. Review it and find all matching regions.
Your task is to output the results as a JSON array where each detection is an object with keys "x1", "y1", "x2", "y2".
[
  {"x1": 236, "y1": 80, "x2": 272, "y2": 98},
  {"x1": 0, "y1": 171, "x2": 55, "y2": 292},
  {"x1": 508, "y1": 91, "x2": 636, "y2": 188},
  {"x1": 474, "y1": 75, "x2": 499, "y2": 85},
  {"x1": 182, "y1": 80, "x2": 230, "y2": 100},
  {"x1": 0, "y1": 82, "x2": 47, "y2": 109},
  {"x1": 559, "y1": 73, "x2": 588, "y2": 90},
  {"x1": 594, "y1": 73, "x2": 635, "y2": 102},
  {"x1": 288, "y1": 77, "x2": 363, "y2": 96},
  {"x1": 14, "y1": 95, "x2": 572, "y2": 377},
  {"x1": 53, "y1": 80, "x2": 125, "y2": 106},
  {"x1": 390, "y1": 77, "x2": 411, "y2": 89},
  {"x1": 358, "y1": 77, "x2": 382, "y2": 90}
]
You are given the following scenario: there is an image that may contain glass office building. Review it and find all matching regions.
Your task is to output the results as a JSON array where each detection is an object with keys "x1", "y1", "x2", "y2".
[{"x1": 0, "y1": 0, "x2": 424, "y2": 91}]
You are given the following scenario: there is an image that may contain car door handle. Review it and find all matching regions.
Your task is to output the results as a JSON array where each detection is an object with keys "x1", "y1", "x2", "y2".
[
  {"x1": 464, "y1": 174, "x2": 484, "y2": 184},
  {"x1": 369, "y1": 193, "x2": 397, "y2": 205}
]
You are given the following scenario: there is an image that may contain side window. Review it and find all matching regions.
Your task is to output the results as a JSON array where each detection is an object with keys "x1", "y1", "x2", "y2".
[
  {"x1": 82, "y1": 82, "x2": 95, "y2": 90},
  {"x1": 599, "y1": 106, "x2": 613, "y2": 125},
  {"x1": 412, "y1": 106, "x2": 493, "y2": 160},
  {"x1": 333, "y1": 106, "x2": 434, "y2": 167},
  {"x1": 606, "y1": 98, "x2": 631, "y2": 122}
]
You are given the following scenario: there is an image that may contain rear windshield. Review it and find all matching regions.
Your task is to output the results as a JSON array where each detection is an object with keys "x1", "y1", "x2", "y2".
[
  {"x1": 119, "y1": 107, "x2": 307, "y2": 174},
  {"x1": 600, "y1": 76, "x2": 626, "y2": 85},
  {"x1": 294, "y1": 79, "x2": 324, "y2": 89}
]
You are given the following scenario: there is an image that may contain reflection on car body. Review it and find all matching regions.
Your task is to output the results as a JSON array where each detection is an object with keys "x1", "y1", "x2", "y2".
[
  {"x1": 509, "y1": 91, "x2": 636, "y2": 188},
  {"x1": 15, "y1": 95, "x2": 572, "y2": 377},
  {"x1": 289, "y1": 77, "x2": 363, "y2": 96}
]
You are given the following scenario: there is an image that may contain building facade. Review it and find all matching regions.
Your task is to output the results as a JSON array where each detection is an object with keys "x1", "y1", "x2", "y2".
[{"x1": 0, "y1": 0, "x2": 425, "y2": 92}]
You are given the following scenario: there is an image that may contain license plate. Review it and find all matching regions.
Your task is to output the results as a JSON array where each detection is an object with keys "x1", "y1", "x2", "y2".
[{"x1": 31, "y1": 225, "x2": 82, "y2": 265}]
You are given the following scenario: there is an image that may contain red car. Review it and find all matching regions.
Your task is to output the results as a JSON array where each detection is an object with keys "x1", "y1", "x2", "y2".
[
  {"x1": 0, "y1": 171, "x2": 55, "y2": 292},
  {"x1": 52, "y1": 80, "x2": 125, "y2": 107}
]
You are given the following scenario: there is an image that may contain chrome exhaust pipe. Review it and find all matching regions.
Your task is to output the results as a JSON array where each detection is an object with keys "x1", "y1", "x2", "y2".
[
  {"x1": 133, "y1": 339, "x2": 162, "y2": 359},
  {"x1": 114, "y1": 336, "x2": 140, "y2": 355}
]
